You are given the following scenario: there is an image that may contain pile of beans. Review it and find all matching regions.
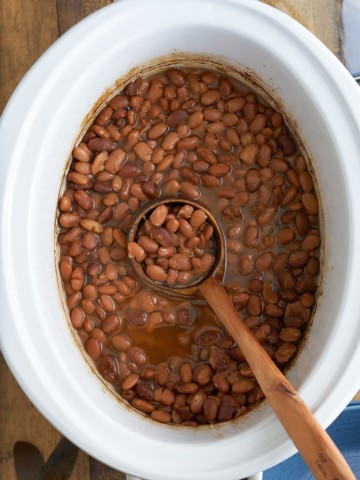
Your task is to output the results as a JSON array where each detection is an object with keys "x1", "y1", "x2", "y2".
[
  {"x1": 58, "y1": 67, "x2": 321, "y2": 425},
  {"x1": 129, "y1": 203, "x2": 216, "y2": 285}
]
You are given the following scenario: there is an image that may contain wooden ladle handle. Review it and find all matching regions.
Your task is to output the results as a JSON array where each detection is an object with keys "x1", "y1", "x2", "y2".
[{"x1": 199, "y1": 277, "x2": 355, "y2": 480}]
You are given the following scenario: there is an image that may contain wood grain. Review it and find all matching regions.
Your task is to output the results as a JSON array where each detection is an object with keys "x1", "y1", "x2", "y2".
[
  {"x1": 0, "y1": 353, "x2": 91, "y2": 480},
  {"x1": 56, "y1": 0, "x2": 112, "y2": 35},
  {"x1": 0, "y1": 0, "x2": 58, "y2": 114},
  {"x1": 262, "y1": 0, "x2": 343, "y2": 61},
  {"x1": 90, "y1": 459, "x2": 126, "y2": 480}
]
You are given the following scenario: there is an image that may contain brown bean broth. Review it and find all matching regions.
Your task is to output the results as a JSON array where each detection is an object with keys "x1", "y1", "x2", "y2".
[{"x1": 58, "y1": 68, "x2": 321, "y2": 425}]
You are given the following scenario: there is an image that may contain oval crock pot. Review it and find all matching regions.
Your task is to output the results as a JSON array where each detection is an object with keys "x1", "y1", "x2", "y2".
[{"x1": 1, "y1": 1, "x2": 360, "y2": 479}]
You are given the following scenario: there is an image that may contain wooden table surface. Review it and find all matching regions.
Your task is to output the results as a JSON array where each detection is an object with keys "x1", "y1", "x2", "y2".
[{"x1": 0, "y1": 1, "x2": 358, "y2": 479}]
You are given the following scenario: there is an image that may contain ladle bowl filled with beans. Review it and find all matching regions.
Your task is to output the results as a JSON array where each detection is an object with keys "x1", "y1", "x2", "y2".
[
  {"x1": 2, "y1": 1, "x2": 360, "y2": 479},
  {"x1": 127, "y1": 197, "x2": 225, "y2": 296}
]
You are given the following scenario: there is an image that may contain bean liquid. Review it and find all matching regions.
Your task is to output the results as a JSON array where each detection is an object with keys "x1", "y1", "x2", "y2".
[{"x1": 58, "y1": 68, "x2": 321, "y2": 425}]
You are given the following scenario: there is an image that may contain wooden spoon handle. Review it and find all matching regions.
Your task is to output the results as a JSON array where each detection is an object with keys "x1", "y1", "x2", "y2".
[{"x1": 200, "y1": 277, "x2": 355, "y2": 480}]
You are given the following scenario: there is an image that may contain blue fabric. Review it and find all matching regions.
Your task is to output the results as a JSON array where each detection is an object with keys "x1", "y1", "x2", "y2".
[{"x1": 263, "y1": 402, "x2": 360, "y2": 479}]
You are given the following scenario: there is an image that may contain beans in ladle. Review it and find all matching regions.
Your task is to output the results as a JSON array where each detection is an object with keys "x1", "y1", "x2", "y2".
[{"x1": 130, "y1": 204, "x2": 215, "y2": 286}]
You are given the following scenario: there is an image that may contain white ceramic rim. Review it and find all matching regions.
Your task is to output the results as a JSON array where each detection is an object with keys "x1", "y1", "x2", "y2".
[{"x1": 1, "y1": 1, "x2": 360, "y2": 479}]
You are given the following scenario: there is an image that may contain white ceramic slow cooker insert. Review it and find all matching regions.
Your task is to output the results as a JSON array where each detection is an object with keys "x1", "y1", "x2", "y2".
[{"x1": 1, "y1": 1, "x2": 360, "y2": 479}]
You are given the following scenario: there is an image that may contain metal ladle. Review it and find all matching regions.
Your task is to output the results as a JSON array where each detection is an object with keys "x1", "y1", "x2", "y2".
[{"x1": 128, "y1": 197, "x2": 355, "y2": 480}]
